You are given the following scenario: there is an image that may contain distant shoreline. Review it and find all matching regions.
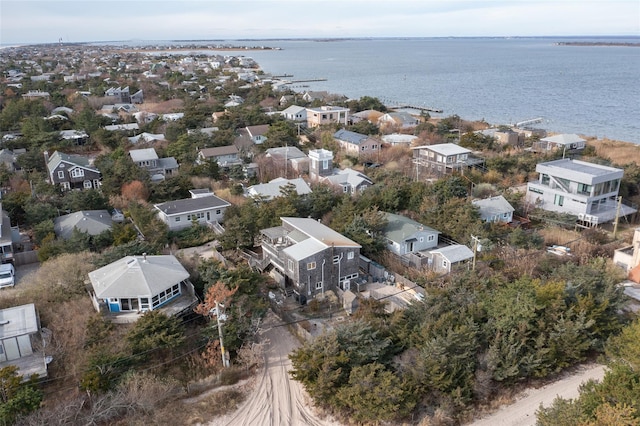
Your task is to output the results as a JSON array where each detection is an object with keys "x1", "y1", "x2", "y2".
[{"x1": 556, "y1": 41, "x2": 640, "y2": 47}]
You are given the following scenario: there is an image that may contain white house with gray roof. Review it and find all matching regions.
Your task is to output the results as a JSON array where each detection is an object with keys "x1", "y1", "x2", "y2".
[
  {"x1": 246, "y1": 177, "x2": 312, "y2": 201},
  {"x1": 383, "y1": 212, "x2": 440, "y2": 256},
  {"x1": 412, "y1": 143, "x2": 484, "y2": 176},
  {"x1": 427, "y1": 244, "x2": 474, "y2": 274},
  {"x1": 526, "y1": 158, "x2": 636, "y2": 225},
  {"x1": 472, "y1": 195, "x2": 515, "y2": 224},
  {"x1": 154, "y1": 191, "x2": 231, "y2": 231},
  {"x1": 88, "y1": 254, "x2": 197, "y2": 323},
  {"x1": 260, "y1": 217, "x2": 361, "y2": 301},
  {"x1": 281, "y1": 105, "x2": 307, "y2": 123},
  {"x1": 534, "y1": 133, "x2": 586, "y2": 152},
  {"x1": 321, "y1": 168, "x2": 373, "y2": 194}
]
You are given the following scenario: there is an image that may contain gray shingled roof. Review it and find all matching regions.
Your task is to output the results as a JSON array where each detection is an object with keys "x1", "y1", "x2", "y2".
[
  {"x1": 46, "y1": 150, "x2": 98, "y2": 173},
  {"x1": 472, "y1": 196, "x2": 515, "y2": 220},
  {"x1": 54, "y1": 210, "x2": 113, "y2": 239},
  {"x1": 89, "y1": 255, "x2": 189, "y2": 298},
  {"x1": 333, "y1": 129, "x2": 367, "y2": 145},
  {"x1": 282, "y1": 217, "x2": 360, "y2": 248},
  {"x1": 430, "y1": 244, "x2": 474, "y2": 263},
  {"x1": 154, "y1": 195, "x2": 231, "y2": 216},
  {"x1": 383, "y1": 212, "x2": 439, "y2": 244}
]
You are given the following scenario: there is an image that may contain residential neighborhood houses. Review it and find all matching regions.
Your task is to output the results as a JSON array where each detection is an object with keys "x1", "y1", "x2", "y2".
[{"x1": 0, "y1": 42, "x2": 639, "y2": 425}]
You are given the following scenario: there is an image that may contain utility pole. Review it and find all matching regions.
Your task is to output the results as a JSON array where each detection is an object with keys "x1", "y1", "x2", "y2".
[
  {"x1": 215, "y1": 301, "x2": 230, "y2": 368},
  {"x1": 613, "y1": 196, "x2": 622, "y2": 239},
  {"x1": 471, "y1": 235, "x2": 481, "y2": 271}
]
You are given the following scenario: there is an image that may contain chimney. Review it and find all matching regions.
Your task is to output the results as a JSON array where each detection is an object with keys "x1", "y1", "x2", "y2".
[
  {"x1": 142, "y1": 252, "x2": 147, "y2": 262},
  {"x1": 43, "y1": 150, "x2": 50, "y2": 164}
]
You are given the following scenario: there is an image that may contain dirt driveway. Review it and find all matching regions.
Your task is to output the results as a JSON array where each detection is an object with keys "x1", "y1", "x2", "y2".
[
  {"x1": 469, "y1": 363, "x2": 606, "y2": 426},
  {"x1": 0, "y1": 262, "x2": 40, "y2": 298},
  {"x1": 210, "y1": 311, "x2": 342, "y2": 426}
]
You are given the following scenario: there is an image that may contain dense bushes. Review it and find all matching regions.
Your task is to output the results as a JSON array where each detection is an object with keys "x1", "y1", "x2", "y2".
[{"x1": 290, "y1": 259, "x2": 629, "y2": 423}]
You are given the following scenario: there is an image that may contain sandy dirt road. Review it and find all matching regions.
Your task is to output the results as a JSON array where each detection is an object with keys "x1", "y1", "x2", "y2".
[
  {"x1": 210, "y1": 311, "x2": 342, "y2": 426},
  {"x1": 469, "y1": 363, "x2": 606, "y2": 426}
]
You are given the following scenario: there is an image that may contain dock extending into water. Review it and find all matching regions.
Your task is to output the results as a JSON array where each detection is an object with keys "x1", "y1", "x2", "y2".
[{"x1": 390, "y1": 104, "x2": 444, "y2": 114}]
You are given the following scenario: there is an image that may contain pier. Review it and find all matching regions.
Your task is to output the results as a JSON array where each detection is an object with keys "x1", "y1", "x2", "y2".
[
  {"x1": 288, "y1": 78, "x2": 327, "y2": 83},
  {"x1": 390, "y1": 104, "x2": 443, "y2": 114}
]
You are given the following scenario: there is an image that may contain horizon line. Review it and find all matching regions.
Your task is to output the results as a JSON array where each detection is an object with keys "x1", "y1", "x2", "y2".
[{"x1": 2, "y1": 34, "x2": 639, "y2": 47}]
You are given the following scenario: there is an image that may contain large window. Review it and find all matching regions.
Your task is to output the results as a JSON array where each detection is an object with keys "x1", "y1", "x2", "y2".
[
  {"x1": 57, "y1": 170, "x2": 65, "y2": 179},
  {"x1": 70, "y1": 168, "x2": 84, "y2": 178},
  {"x1": 554, "y1": 194, "x2": 564, "y2": 206},
  {"x1": 347, "y1": 251, "x2": 354, "y2": 260},
  {"x1": 151, "y1": 283, "x2": 181, "y2": 309},
  {"x1": 577, "y1": 183, "x2": 592, "y2": 195},
  {"x1": 307, "y1": 261, "x2": 316, "y2": 270}
]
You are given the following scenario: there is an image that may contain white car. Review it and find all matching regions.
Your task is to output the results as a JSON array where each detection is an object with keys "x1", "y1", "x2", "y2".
[{"x1": 0, "y1": 264, "x2": 15, "y2": 288}]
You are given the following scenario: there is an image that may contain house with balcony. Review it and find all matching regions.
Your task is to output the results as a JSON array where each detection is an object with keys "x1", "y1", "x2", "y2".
[
  {"x1": 306, "y1": 106, "x2": 349, "y2": 128},
  {"x1": 526, "y1": 158, "x2": 636, "y2": 226},
  {"x1": 88, "y1": 254, "x2": 197, "y2": 324},
  {"x1": 260, "y1": 217, "x2": 361, "y2": 302},
  {"x1": 412, "y1": 143, "x2": 484, "y2": 177},
  {"x1": 45, "y1": 150, "x2": 101, "y2": 191}
]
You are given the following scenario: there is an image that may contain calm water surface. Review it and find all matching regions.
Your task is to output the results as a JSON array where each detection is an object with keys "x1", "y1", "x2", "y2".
[{"x1": 100, "y1": 37, "x2": 640, "y2": 143}]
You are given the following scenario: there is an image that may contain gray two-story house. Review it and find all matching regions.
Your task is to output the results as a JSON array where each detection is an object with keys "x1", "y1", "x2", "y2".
[
  {"x1": 45, "y1": 150, "x2": 101, "y2": 191},
  {"x1": 261, "y1": 217, "x2": 361, "y2": 302}
]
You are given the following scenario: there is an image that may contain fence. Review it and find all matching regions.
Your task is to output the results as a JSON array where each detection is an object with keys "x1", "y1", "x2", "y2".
[{"x1": 13, "y1": 250, "x2": 38, "y2": 266}]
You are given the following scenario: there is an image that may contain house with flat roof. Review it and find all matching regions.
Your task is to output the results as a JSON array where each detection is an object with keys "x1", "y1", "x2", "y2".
[
  {"x1": 88, "y1": 254, "x2": 197, "y2": 323},
  {"x1": 154, "y1": 191, "x2": 231, "y2": 231},
  {"x1": 260, "y1": 217, "x2": 361, "y2": 301},
  {"x1": 0, "y1": 303, "x2": 48, "y2": 379},
  {"x1": 412, "y1": 143, "x2": 484, "y2": 177},
  {"x1": 306, "y1": 106, "x2": 349, "y2": 128},
  {"x1": 526, "y1": 158, "x2": 636, "y2": 225}
]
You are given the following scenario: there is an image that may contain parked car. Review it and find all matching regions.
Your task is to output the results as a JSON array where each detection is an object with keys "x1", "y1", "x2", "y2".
[{"x1": 0, "y1": 263, "x2": 15, "y2": 288}]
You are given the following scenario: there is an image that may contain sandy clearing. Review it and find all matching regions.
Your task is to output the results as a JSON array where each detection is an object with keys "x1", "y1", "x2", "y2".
[{"x1": 469, "y1": 363, "x2": 606, "y2": 426}]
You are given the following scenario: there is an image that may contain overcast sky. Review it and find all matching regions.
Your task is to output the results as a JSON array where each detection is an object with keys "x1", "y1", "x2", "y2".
[{"x1": 2, "y1": 0, "x2": 639, "y2": 45}]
